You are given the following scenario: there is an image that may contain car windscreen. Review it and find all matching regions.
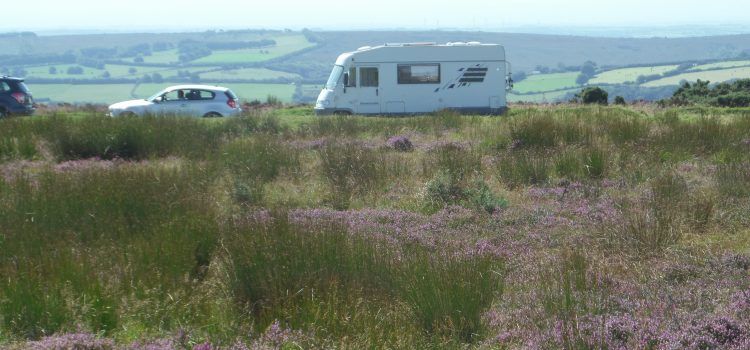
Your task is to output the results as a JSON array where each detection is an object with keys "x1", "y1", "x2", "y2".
[{"x1": 147, "y1": 88, "x2": 170, "y2": 101}]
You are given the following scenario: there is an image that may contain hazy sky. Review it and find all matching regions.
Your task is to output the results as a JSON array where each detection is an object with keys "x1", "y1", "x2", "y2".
[{"x1": 1, "y1": 0, "x2": 747, "y2": 32}]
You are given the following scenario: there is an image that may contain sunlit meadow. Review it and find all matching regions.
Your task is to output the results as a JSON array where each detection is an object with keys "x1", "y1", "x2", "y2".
[{"x1": 0, "y1": 105, "x2": 749, "y2": 349}]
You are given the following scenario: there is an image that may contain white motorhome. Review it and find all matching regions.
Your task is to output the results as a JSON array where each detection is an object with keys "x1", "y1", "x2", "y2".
[{"x1": 315, "y1": 42, "x2": 512, "y2": 116}]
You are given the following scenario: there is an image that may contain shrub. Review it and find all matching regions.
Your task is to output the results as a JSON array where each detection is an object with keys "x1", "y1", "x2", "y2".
[
  {"x1": 574, "y1": 87, "x2": 609, "y2": 105},
  {"x1": 386, "y1": 135, "x2": 414, "y2": 152}
]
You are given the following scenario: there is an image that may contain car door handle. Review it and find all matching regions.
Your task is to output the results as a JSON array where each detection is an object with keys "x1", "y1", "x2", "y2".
[{"x1": 376, "y1": 88, "x2": 379, "y2": 96}]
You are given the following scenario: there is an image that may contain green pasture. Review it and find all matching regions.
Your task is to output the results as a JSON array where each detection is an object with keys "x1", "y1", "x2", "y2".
[
  {"x1": 200, "y1": 68, "x2": 301, "y2": 81},
  {"x1": 689, "y1": 59, "x2": 750, "y2": 71},
  {"x1": 642, "y1": 66, "x2": 750, "y2": 87},
  {"x1": 513, "y1": 72, "x2": 579, "y2": 94},
  {"x1": 29, "y1": 84, "x2": 137, "y2": 104},
  {"x1": 192, "y1": 35, "x2": 315, "y2": 64},
  {"x1": 589, "y1": 65, "x2": 678, "y2": 84}
]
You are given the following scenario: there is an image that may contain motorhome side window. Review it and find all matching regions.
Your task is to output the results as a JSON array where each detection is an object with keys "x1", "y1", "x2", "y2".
[
  {"x1": 397, "y1": 64, "x2": 440, "y2": 84},
  {"x1": 360, "y1": 67, "x2": 378, "y2": 87},
  {"x1": 346, "y1": 67, "x2": 357, "y2": 87}
]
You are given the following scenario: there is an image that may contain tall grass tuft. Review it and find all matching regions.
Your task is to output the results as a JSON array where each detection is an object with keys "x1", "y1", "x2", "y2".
[
  {"x1": 0, "y1": 164, "x2": 220, "y2": 339},
  {"x1": 396, "y1": 247, "x2": 503, "y2": 342},
  {"x1": 497, "y1": 150, "x2": 551, "y2": 188},
  {"x1": 509, "y1": 113, "x2": 558, "y2": 148},
  {"x1": 716, "y1": 162, "x2": 750, "y2": 198},
  {"x1": 610, "y1": 171, "x2": 691, "y2": 253},
  {"x1": 318, "y1": 142, "x2": 383, "y2": 209},
  {"x1": 539, "y1": 249, "x2": 609, "y2": 349},
  {"x1": 226, "y1": 211, "x2": 504, "y2": 343},
  {"x1": 222, "y1": 135, "x2": 299, "y2": 205}
]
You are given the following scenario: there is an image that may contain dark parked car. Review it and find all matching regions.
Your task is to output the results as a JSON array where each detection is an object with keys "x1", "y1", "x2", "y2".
[{"x1": 0, "y1": 76, "x2": 35, "y2": 118}]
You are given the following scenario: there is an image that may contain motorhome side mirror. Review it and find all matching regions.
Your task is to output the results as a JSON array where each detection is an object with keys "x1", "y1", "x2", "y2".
[{"x1": 343, "y1": 73, "x2": 349, "y2": 87}]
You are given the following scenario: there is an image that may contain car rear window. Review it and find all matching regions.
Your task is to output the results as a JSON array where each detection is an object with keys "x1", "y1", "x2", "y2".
[
  {"x1": 17, "y1": 82, "x2": 30, "y2": 93},
  {"x1": 2, "y1": 80, "x2": 29, "y2": 93},
  {"x1": 225, "y1": 90, "x2": 238, "y2": 100}
]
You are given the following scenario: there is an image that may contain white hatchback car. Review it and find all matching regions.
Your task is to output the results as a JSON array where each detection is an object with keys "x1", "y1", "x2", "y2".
[{"x1": 108, "y1": 85, "x2": 242, "y2": 117}]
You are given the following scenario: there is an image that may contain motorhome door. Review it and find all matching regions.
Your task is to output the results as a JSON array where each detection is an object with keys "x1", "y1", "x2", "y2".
[{"x1": 356, "y1": 66, "x2": 380, "y2": 114}]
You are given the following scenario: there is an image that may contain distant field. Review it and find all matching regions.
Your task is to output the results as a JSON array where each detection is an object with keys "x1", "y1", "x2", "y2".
[
  {"x1": 192, "y1": 35, "x2": 315, "y2": 64},
  {"x1": 23, "y1": 64, "x2": 216, "y2": 80},
  {"x1": 134, "y1": 83, "x2": 297, "y2": 103},
  {"x1": 513, "y1": 72, "x2": 579, "y2": 94},
  {"x1": 689, "y1": 60, "x2": 750, "y2": 71},
  {"x1": 642, "y1": 66, "x2": 750, "y2": 87},
  {"x1": 508, "y1": 88, "x2": 577, "y2": 103},
  {"x1": 29, "y1": 84, "x2": 136, "y2": 104},
  {"x1": 589, "y1": 65, "x2": 678, "y2": 84},
  {"x1": 24, "y1": 64, "x2": 105, "y2": 79},
  {"x1": 200, "y1": 68, "x2": 301, "y2": 81},
  {"x1": 126, "y1": 49, "x2": 182, "y2": 64}
]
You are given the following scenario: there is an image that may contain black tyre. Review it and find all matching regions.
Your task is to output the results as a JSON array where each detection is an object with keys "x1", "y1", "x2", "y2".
[
  {"x1": 202, "y1": 112, "x2": 223, "y2": 118},
  {"x1": 0, "y1": 108, "x2": 6, "y2": 118}
]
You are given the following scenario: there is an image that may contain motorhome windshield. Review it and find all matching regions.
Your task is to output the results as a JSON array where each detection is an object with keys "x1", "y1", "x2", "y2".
[{"x1": 325, "y1": 65, "x2": 344, "y2": 90}]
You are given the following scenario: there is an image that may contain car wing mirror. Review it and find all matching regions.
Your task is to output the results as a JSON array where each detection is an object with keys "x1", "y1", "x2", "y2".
[{"x1": 343, "y1": 73, "x2": 349, "y2": 93}]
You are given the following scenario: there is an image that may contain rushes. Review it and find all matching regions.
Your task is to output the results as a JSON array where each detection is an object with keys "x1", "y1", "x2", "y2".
[
  {"x1": 226, "y1": 211, "x2": 504, "y2": 343},
  {"x1": 318, "y1": 142, "x2": 382, "y2": 209}
]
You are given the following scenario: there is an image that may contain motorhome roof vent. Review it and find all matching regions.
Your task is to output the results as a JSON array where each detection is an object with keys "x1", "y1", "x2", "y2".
[{"x1": 467, "y1": 41, "x2": 482, "y2": 45}]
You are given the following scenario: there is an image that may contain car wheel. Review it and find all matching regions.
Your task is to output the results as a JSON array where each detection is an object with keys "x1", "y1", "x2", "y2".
[
  {"x1": 120, "y1": 111, "x2": 137, "y2": 117},
  {"x1": 0, "y1": 108, "x2": 7, "y2": 118},
  {"x1": 202, "y1": 112, "x2": 223, "y2": 118},
  {"x1": 333, "y1": 110, "x2": 352, "y2": 116}
]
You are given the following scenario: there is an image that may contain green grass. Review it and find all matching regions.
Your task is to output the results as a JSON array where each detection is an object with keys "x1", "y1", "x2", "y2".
[
  {"x1": 24, "y1": 64, "x2": 106, "y2": 79},
  {"x1": 3, "y1": 106, "x2": 750, "y2": 348},
  {"x1": 589, "y1": 64, "x2": 679, "y2": 84},
  {"x1": 200, "y1": 68, "x2": 301, "y2": 81},
  {"x1": 642, "y1": 66, "x2": 750, "y2": 87},
  {"x1": 512, "y1": 72, "x2": 579, "y2": 94},
  {"x1": 28, "y1": 84, "x2": 137, "y2": 104},
  {"x1": 124, "y1": 49, "x2": 181, "y2": 64},
  {"x1": 193, "y1": 35, "x2": 316, "y2": 64},
  {"x1": 689, "y1": 60, "x2": 750, "y2": 71},
  {"x1": 508, "y1": 88, "x2": 578, "y2": 103}
]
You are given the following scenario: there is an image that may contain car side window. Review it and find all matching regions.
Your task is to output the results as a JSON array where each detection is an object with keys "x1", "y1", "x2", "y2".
[
  {"x1": 0, "y1": 82, "x2": 9, "y2": 92},
  {"x1": 162, "y1": 90, "x2": 184, "y2": 101},
  {"x1": 185, "y1": 90, "x2": 215, "y2": 101}
]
